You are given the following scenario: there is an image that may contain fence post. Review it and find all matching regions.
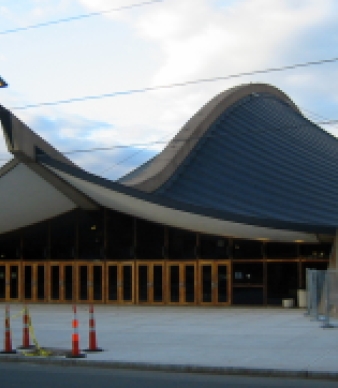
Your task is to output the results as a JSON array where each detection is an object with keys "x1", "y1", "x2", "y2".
[
  {"x1": 304, "y1": 268, "x2": 311, "y2": 316},
  {"x1": 322, "y1": 270, "x2": 334, "y2": 328},
  {"x1": 311, "y1": 270, "x2": 318, "y2": 320}
]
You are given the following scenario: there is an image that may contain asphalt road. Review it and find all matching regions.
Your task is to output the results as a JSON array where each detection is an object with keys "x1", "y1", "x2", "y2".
[{"x1": 1, "y1": 362, "x2": 338, "y2": 388}]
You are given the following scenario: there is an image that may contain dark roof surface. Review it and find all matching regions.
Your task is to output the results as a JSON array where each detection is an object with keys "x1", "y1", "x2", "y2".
[
  {"x1": 149, "y1": 91, "x2": 338, "y2": 227},
  {"x1": 1, "y1": 83, "x2": 337, "y2": 237}
]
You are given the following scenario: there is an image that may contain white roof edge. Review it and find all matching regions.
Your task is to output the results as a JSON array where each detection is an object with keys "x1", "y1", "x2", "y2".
[{"x1": 48, "y1": 165, "x2": 320, "y2": 243}]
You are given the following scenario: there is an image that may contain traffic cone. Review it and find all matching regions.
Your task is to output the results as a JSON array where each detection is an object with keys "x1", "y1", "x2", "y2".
[
  {"x1": 17, "y1": 306, "x2": 34, "y2": 350},
  {"x1": 0, "y1": 305, "x2": 16, "y2": 354},
  {"x1": 66, "y1": 305, "x2": 85, "y2": 358},
  {"x1": 84, "y1": 305, "x2": 103, "y2": 352}
]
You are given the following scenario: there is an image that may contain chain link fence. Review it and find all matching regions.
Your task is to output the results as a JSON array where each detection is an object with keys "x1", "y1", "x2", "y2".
[{"x1": 305, "y1": 268, "x2": 338, "y2": 328}]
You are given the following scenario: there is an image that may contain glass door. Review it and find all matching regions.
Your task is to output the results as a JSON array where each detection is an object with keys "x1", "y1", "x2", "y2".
[
  {"x1": 136, "y1": 262, "x2": 165, "y2": 304},
  {"x1": 50, "y1": 263, "x2": 74, "y2": 303},
  {"x1": 199, "y1": 261, "x2": 230, "y2": 305},
  {"x1": 77, "y1": 262, "x2": 104, "y2": 303},
  {"x1": 167, "y1": 262, "x2": 196, "y2": 305},
  {"x1": 106, "y1": 262, "x2": 134, "y2": 304},
  {"x1": 23, "y1": 263, "x2": 46, "y2": 302},
  {"x1": 0, "y1": 263, "x2": 20, "y2": 302}
]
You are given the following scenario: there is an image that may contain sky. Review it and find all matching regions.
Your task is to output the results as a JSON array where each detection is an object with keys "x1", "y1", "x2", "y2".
[{"x1": 0, "y1": 0, "x2": 338, "y2": 180}]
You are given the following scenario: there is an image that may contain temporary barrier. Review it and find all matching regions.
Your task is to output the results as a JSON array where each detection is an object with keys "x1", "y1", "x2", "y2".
[
  {"x1": 306, "y1": 269, "x2": 338, "y2": 328},
  {"x1": 84, "y1": 305, "x2": 103, "y2": 352},
  {"x1": 0, "y1": 305, "x2": 16, "y2": 354},
  {"x1": 66, "y1": 305, "x2": 86, "y2": 358},
  {"x1": 17, "y1": 306, "x2": 34, "y2": 350}
]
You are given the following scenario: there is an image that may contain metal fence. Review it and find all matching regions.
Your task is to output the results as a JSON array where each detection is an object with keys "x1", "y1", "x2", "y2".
[{"x1": 306, "y1": 268, "x2": 338, "y2": 328}]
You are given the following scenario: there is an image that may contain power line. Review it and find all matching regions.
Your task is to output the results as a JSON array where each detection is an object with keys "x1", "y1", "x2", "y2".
[
  {"x1": 63, "y1": 140, "x2": 172, "y2": 155},
  {"x1": 0, "y1": 0, "x2": 164, "y2": 36},
  {"x1": 87, "y1": 115, "x2": 338, "y2": 179},
  {"x1": 11, "y1": 56, "x2": 338, "y2": 110},
  {"x1": 59, "y1": 118, "x2": 338, "y2": 156},
  {"x1": 98, "y1": 131, "x2": 175, "y2": 176},
  {"x1": 2, "y1": 116, "x2": 338, "y2": 174}
]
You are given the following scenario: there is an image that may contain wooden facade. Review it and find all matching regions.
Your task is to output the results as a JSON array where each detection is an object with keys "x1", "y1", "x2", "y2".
[{"x1": 0, "y1": 208, "x2": 330, "y2": 306}]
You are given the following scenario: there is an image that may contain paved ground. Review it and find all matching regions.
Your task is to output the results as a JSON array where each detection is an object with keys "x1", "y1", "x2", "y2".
[{"x1": 0, "y1": 304, "x2": 338, "y2": 379}]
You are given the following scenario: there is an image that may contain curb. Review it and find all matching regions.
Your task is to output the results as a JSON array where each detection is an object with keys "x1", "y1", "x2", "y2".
[{"x1": 0, "y1": 354, "x2": 338, "y2": 381}]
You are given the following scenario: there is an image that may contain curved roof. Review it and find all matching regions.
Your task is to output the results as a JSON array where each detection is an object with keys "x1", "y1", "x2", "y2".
[
  {"x1": 119, "y1": 83, "x2": 300, "y2": 191},
  {"x1": 121, "y1": 83, "x2": 338, "y2": 230},
  {"x1": 0, "y1": 83, "x2": 337, "y2": 242}
]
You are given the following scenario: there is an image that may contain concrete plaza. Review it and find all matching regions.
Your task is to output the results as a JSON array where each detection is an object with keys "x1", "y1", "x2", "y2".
[{"x1": 0, "y1": 305, "x2": 338, "y2": 379}]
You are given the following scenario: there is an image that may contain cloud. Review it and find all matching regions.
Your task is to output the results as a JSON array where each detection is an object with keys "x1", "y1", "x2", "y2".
[
  {"x1": 136, "y1": 0, "x2": 333, "y2": 85},
  {"x1": 78, "y1": 0, "x2": 334, "y2": 84},
  {"x1": 9, "y1": 108, "x2": 156, "y2": 178},
  {"x1": 3, "y1": 0, "x2": 338, "y2": 176},
  {"x1": 72, "y1": 145, "x2": 157, "y2": 180},
  {"x1": 74, "y1": 0, "x2": 337, "y2": 132}
]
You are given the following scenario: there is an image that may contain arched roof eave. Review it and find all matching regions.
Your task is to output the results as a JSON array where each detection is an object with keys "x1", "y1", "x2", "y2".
[
  {"x1": 41, "y1": 154, "x2": 334, "y2": 243},
  {"x1": 119, "y1": 83, "x2": 301, "y2": 192}
]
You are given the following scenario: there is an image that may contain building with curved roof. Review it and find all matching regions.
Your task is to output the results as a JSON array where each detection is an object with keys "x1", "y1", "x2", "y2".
[{"x1": 0, "y1": 83, "x2": 334, "y2": 306}]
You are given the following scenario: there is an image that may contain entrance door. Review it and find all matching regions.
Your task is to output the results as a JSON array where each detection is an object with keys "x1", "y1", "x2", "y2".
[
  {"x1": 106, "y1": 262, "x2": 134, "y2": 304},
  {"x1": 50, "y1": 263, "x2": 75, "y2": 302},
  {"x1": 0, "y1": 263, "x2": 20, "y2": 302},
  {"x1": 167, "y1": 262, "x2": 196, "y2": 304},
  {"x1": 199, "y1": 261, "x2": 230, "y2": 305},
  {"x1": 77, "y1": 263, "x2": 104, "y2": 303},
  {"x1": 23, "y1": 263, "x2": 46, "y2": 302},
  {"x1": 136, "y1": 262, "x2": 165, "y2": 304}
]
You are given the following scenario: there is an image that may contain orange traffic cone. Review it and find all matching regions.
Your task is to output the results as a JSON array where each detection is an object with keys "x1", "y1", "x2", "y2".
[
  {"x1": 84, "y1": 305, "x2": 103, "y2": 352},
  {"x1": 66, "y1": 305, "x2": 85, "y2": 358},
  {"x1": 0, "y1": 305, "x2": 16, "y2": 354},
  {"x1": 18, "y1": 305, "x2": 34, "y2": 350}
]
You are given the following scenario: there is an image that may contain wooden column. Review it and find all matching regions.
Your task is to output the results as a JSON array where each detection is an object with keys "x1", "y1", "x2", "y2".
[
  {"x1": 328, "y1": 230, "x2": 338, "y2": 269},
  {"x1": 228, "y1": 238, "x2": 233, "y2": 305},
  {"x1": 262, "y1": 242, "x2": 267, "y2": 306}
]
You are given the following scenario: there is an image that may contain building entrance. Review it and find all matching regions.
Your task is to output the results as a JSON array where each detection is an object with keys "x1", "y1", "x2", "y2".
[
  {"x1": 199, "y1": 261, "x2": 231, "y2": 305},
  {"x1": 167, "y1": 262, "x2": 197, "y2": 304},
  {"x1": 106, "y1": 261, "x2": 134, "y2": 304},
  {"x1": 136, "y1": 262, "x2": 165, "y2": 304},
  {"x1": 50, "y1": 263, "x2": 74, "y2": 302},
  {"x1": 23, "y1": 263, "x2": 46, "y2": 302},
  {"x1": 0, "y1": 262, "x2": 20, "y2": 302},
  {"x1": 77, "y1": 262, "x2": 104, "y2": 303},
  {"x1": 0, "y1": 260, "x2": 232, "y2": 305}
]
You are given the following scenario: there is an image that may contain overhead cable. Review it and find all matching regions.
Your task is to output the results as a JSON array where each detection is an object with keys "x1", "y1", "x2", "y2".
[
  {"x1": 58, "y1": 118, "x2": 338, "y2": 156},
  {"x1": 12, "y1": 56, "x2": 338, "y2": 110},
  {"x1": 0, "y1": 0, "x2": 164, "y2": 36}
]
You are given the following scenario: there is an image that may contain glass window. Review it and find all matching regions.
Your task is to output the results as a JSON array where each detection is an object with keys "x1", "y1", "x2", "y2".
[
  {"x1": 299, "y1": 243, "x2": 332, "y2": 260},
  {"x1": 168, "y1": 228, "x2": 196, "y2": 260},
  {"x1": 106, "y1": 210, "x2": 134, "y2": 260},
  {"x1": 50, "y1": 211, "x2": 76, "y2": 260},
  {"x1": 199, "y1": 234, "x2": 229, "y2": 259},
  {"x1": 233, "y1": 239, "x2": 263, "y2": 259},
  {"x1": 267, "y1": 262, "x2": 298, "y2": 305},
  {"x1": 78, "y1": 210, "x2": 104, "y2": 260},
  {"x1": 22, "y1": 221, "x2": 48, "y2": 260},
  {"x1": 233, "y1": 263, "x2": 263, "y2": 285},
  {"x1": 233, "y1": 287, "x2": 264, "y2": 305},
  {"x1": 266, "y1": 242, "x2": 298, "y2": 259},
  {"x1": 0, "y1": 230, "x2": 21, "y2": 260},
  {"x1": 136, "y1": 219, "x2": 164, "y2": 259}
]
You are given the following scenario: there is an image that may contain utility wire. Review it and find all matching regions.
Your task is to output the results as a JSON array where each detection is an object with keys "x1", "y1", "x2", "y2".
[
  {"x1": 11, "y1": 56, "x2": 338, "y2": 110},
  {"x1": 60, "y1": 118, "x2": 338, "y2": 155},
  {"x1": 51, "y1": 117, "x2": 338, "y2": 173},
  {"x1": 0, "y1": 0, "x2": 164, "y2": 36},
  {"x1": 2, "y1": 117, "x2": 338, "y2": 173}
]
